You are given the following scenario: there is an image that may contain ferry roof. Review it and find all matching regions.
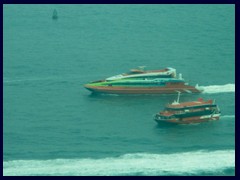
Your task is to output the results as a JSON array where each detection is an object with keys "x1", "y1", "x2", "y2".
[
  {"x1": 167, "y1": 100, "x2": 214, "y2": 109},
  {"x1": 106, "y1": 67, "x2": 176, "y2": 81}
]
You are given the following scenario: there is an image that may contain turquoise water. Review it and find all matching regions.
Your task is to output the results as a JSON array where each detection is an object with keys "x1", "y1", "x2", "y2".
[{"x1": 3, "y1": 4, "x2": 235, "y2": 176}]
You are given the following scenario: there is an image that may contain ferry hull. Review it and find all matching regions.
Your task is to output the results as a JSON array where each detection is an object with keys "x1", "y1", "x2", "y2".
[
  {"x1": 154, "y1": 114, "x2": 220, "y2": 124},
  {"x1": 84, "y1": 85, "x2": 202, "y2": 94}
]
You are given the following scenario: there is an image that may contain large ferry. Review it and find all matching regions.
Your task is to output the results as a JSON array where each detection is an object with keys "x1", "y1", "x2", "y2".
[
  {"x1": 154, "y1": 93, "x2": 221, "y2": 124},
  {"x1": 84, "y1": 67, "x2": 203, "y2": 94}
]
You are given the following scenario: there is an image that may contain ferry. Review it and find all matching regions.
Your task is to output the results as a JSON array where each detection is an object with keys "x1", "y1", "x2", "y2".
[
  {"x1": 154, "y1": 93, "x2": 221, "y2": 124},
  {"x1": 84, "y1": 67, "x2": 203, "y2": 94}
]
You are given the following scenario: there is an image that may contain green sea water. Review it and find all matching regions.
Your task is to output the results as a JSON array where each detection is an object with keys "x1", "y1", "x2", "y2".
[{"x1": 3, "y1": 4, "x2": 235, "y2": 176}]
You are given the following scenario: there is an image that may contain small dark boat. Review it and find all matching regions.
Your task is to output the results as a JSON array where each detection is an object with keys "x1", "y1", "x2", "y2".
[
  {"x1": 154, "y1": 92, "x2": 221, "y2": 124},
  {"x1": 52, "y1": 9, "x2": 58, "y2": 20}
]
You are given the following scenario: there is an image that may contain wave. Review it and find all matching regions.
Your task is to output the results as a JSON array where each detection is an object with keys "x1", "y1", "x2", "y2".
[
  {"x1": 3, "y1": 74, "x2": 102, "y2": 84},
  {"x1": 4, "y1": 79, "x2": 51, "y2": 83},
  {"x1": 3, "y1": 78, "x2": 83, "y2": 87},
  {"x1": 200, "y1": 84, "x2": 235, "y2": 94},
  {"x1": 3, "y1": 77, "x2": 61, "y2": 83},
  {"x1": 3, "y1": 150, "x2": 235, "y2": 176},
  {"x1": 221, "y1": 115, "x2": 235, "y2": 118}
]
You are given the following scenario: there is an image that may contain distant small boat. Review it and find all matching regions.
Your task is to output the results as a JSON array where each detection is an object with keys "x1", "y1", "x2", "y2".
[
  {"x1": 154, "y1": 92, "x2": 221, "y2": 124},
  {"x1": 52, "y1": 9, "x2": 58, "y2": 20}
]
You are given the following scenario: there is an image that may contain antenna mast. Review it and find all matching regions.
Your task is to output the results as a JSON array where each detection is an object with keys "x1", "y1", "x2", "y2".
[
  {"x1": 176, "y1": 91, "x2": 181, "y2": 103},
  {"x1": 172, "y1": 91, "x2": 181, "y2": 105}
]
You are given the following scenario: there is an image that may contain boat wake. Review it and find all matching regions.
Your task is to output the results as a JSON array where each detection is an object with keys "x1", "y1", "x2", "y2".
[
  {"x1": 3, "y1": 77, "x2": 66, "y2": 83},
  {"x1": 3, "y1": 150, "x2": 235, "y2": 176},
  {"x1": 3, "y1": 77, "x2": 80, "y2": 83},
  {"x1": 3, "y1": 76, "x2": 86, "y2": 86},
  {"x1": 221, "y1": 115, "x2": 235, "y2": 118},
  {"x1": 200, "y1": 84, "x2": 235, "y2": 94}
]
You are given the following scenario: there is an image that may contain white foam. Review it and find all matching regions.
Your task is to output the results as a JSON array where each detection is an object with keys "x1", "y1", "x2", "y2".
[
  {"x1": 3, "y1": 77, "x2": 58, "y2": 83},
  {"x1": 200, "y1": 84, "x2": 235, "y2": 94},
  {"x1": 3, "y1": 150, "x2": 235, "y2": 176},
  {"x1": 221, "y1": 115, "x2": 235, "y2": 118},
  {"x1": 3, "y1": 76, "x2": 83, "y2": 84}
]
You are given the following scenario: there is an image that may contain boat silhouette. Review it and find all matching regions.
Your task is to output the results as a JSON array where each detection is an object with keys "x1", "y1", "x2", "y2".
[{"x1": 52, "y1": 9, "x2": 58, "y2": 20}]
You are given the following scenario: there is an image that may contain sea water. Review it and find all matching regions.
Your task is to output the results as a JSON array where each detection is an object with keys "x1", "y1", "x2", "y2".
[{"x1": 3, "y1": 4, "x2": 235, "y2": 176}]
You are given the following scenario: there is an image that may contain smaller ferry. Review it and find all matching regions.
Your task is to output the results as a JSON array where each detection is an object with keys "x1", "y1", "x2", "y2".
[{"x1": 154, "y1": 92, "x2": 221, "y2": 124}]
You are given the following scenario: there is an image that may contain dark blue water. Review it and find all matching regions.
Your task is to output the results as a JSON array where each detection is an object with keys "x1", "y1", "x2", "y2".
[{"x1": 3, "y1": 4, "x2": 235, "y2": 176}]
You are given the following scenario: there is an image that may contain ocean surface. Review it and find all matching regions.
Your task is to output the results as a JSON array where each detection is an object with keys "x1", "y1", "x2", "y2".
[{"x1": 3, "y1": 4, "x2": 235, "y2": 176}]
